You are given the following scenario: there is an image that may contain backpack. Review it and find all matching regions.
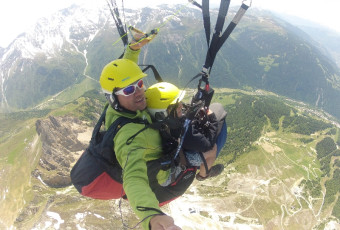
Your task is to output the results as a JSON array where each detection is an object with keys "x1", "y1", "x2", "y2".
[
  {"x1": 70, "y1": 106, "x2": 138, "y2": 200},
  {"x1": 70, "y1": 105, "x2": 197, "y2": 203}
]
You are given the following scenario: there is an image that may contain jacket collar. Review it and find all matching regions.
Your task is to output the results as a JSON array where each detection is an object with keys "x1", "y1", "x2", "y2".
[{"x1": 108, "y1": 105, "x2": 152, "y2": 124}]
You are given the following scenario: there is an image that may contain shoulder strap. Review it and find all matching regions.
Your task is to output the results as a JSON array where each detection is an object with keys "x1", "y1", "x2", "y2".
[
  {"x1": 91, "y1": 105, "x2": 154, "y2": 150},
  {"x1": 102, "y1": 116, "x2": 136, "y2": 149},
  {"x1": 90, "y1": 104, "x2": 109, "y2": 146},
  {"x1": 90, "y1": 105, "x2": 134, "y2": 146},
  {"x1": 107, "y1": 116, "x2": 135, "y2": 135},
  {"x1": 90, "y1": 115, "x2": 136, "y2": 164},
  {"x1": 106, "y1": 115, "x2": 149, "y2": 146}
]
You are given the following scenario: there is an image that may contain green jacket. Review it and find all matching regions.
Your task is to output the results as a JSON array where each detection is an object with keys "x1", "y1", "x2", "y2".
[{"x1": 105, "y1": 47, "x2": 169, "y2": 230}]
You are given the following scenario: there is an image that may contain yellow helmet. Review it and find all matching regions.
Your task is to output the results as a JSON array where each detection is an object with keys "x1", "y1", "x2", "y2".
[
  {"x1": 99, "y1": 59, "x2": 147, "y2": 94},
  {"x1": 145, "y1": 82, "x2": 185, "y2": 118}
]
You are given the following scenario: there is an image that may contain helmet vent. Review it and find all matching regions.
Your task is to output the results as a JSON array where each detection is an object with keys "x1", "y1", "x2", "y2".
[
  {"x1": 113, "y1": 63, "x2": 118, "y2": 67},
  {"x1": 108, "y1": 78, "x2": 114, "y2": 81}
]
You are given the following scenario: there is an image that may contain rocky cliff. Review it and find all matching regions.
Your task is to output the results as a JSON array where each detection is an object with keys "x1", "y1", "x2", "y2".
[{"x1": 35, "y1": 116, "x2": 90, "y2": 188}]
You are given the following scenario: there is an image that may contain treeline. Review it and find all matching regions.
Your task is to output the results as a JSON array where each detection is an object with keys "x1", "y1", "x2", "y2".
[
  {"x1": 334, "y1": 159, "x2": 340, "y2": 168},
  {"x1": 223, "y1": 94, "x2": 290, "y2": 162},
  {"x1": 300, "y1": 179, "x2": 322, "y2": 198},
  {"x1": 299, "y1": 137, "x2": 314, "y2": 144},
  {"x1": 221, "y1": 92, "x2": 334, "y2": 163},
  {"x1": 315, "y1": 137, "x2": 340, "y2": 217},
  {"x1": 325, "y1": 169, "x2": 340, "y2": 208},
  {"x1": 282, "y1": 115, "x2": 333, "y2": 135},
  {"x1": 333, "y1": 196, "x2": 340, "y2": 220},
  {"x1": 315, "y1": 137, "x2": 339, "y2": 177},
  {"x1": 316, "y1": 137, "x2": 337, "y2": 159},
  {"x1": 252, "y1": 96, "x2": 291, "y2": 130}
]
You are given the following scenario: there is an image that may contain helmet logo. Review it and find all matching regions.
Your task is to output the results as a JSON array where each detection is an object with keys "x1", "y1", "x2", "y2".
[{"x1": 122, "y1": 77, "x2": 131, "y2": 82}]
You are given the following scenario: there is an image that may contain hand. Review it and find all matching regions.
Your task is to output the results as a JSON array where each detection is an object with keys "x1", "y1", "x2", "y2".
[
  {"x1": 207, "y1": 108, "x2": 214, "y2": 115},
  {"x1": 129, "y1": 29, "x2": 157, "y2": 51},
  {"x1": 150, "y1": 215, "x2": 182, "y2": 230}
]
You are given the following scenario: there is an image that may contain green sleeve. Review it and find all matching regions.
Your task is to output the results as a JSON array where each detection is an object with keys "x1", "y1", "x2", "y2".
[
  {"x1": 123, "y1": 47, "x2": 141, "y2": 64},
  {"x1": 114, "y1": 124, "x2": 162, "y2": 230}
]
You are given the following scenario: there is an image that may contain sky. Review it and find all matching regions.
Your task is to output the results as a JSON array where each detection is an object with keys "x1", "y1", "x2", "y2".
[{"x1": 1, "y1": 0, "x2": 340, "y2": 48}]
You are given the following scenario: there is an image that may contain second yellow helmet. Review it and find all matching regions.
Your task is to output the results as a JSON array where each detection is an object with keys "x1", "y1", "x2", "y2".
[{"x1": 145, "y1": 82, "x2": 185, "y2": 117}]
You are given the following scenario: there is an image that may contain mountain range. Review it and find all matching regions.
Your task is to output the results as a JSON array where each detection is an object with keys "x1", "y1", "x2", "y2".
[{"x1": 0, "y1": 3, "x2": 340, "y2": 121}]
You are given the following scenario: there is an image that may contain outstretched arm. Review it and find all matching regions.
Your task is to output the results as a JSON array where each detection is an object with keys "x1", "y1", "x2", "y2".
[{"x1": 123, "y1": 30, "x2": 156, "y2": 63}]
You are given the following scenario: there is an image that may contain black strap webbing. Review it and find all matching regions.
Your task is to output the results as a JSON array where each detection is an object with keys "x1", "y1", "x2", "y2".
[
  {"x1": 140, "y1": 65, "x2": 163, "y2": 82},
  {"x1": 202, "y1": 0, "x2": 211, "y2": 46},
  {"x1": 91, "y1": 104, "x2": 147, "y2": 147},
  {"x1": 107, "y1": 0, "x2": 128, "y2": 48},
  {"x1": 190, "y1": 0, "x2": 250, "y2": 73},
  {"x1": 90, "y1": 104, "x2": 109, "y2": 144},
  {"x1": 190, "y1": 0, "x2": 202, "y2": 9},
  {"x1": 204, "y1": 0, "x2": 231, "y2": 71},
  {"x1": 215, "y1": 3, "x2": 249, "y2": 55}
]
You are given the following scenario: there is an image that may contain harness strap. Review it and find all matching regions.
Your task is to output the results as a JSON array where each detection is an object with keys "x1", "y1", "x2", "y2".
[
  {"x1": 139, "y1": 64, "x2": 163, "y2": 83},
  {"x1": 90, "y1": 104, "x2": 109, "y2": 145},
  {"x1": 126, "y1": 124, "x2": 149, "y2": 145}
]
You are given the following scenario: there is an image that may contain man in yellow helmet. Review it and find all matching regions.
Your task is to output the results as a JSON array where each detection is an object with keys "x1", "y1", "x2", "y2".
[
  {"x1": 145, "y1": 82, "x2": 226, "y2": 181},
  {"x1": 100, "y1": 41, "x2": 181, "y2": 229}
]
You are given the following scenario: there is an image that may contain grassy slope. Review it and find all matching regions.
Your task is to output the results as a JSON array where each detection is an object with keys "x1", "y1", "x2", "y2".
[
  {"x1": 0, "y1": 117, "x2": 41, "y2": 228},
  {"x1": 33, "y1": 77, "x2": 99, "y2": 111}
]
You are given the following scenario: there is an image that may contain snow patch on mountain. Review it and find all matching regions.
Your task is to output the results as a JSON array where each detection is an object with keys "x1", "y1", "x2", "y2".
[
  {"x1": 0, "y1": 4, "x2": 111, "y2": 111},
  {"x1": 0, "y1": 3, "x2": 197, "y2": 112}
]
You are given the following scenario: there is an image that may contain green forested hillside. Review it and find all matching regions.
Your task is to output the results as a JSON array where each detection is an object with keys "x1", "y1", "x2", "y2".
[{"x1": 215, "y1": 92, "x2": 333, "y2": 162}]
